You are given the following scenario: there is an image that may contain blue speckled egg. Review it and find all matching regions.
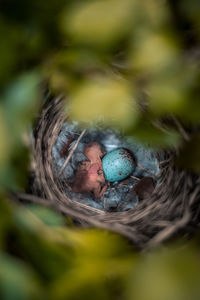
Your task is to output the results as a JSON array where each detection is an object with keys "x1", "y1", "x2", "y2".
[{"x1": 102, "y1": 148, "x2": 135, "y2": 182}]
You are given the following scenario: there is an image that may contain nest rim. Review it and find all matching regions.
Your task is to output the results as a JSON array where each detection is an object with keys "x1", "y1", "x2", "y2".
[{"x1": 30, "y1": 95, "x2": 200, "y2": 248}]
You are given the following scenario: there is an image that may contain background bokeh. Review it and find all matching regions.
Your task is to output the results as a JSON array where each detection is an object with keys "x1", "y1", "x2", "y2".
[{"x1": 0, "y1": 0, "x2": 200, "y2": 299}]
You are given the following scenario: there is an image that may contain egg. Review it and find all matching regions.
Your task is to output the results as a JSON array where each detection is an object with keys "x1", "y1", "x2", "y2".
[{"x1": 102, "y1": 148, "x2": 135, "y2": 182}]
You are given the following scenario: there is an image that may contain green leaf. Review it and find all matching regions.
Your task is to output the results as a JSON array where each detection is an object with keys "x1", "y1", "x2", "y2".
[
  {"x1": 69, "y1": 76, "x2": 139, "y2": 130},
  {"x1": 0, "y1": 251, "x2": 41, "y2": 300},
  {"x1": 3, "y1": 71, "x2": 41, "y2": 139},
  {"x1": 27, "y1": 204, "x2": 65, "y2": 227},
  {"x1": 148, "y1": 79, "x2": 187, "y2": 116},
  {"x1": 49, "y1": 229, "x2": 134, "y2": 300},
  {"x1": 0, "y1": 72, "x2": 41, "y2": 190},
  {"x1": 127, "y1": 119, "x2": 181, "y2": 148},
  {"x1": 13, "y1": 207, "x2": 73, "y2": 281},
  {"x1": 130, "y1": 31, "x2": 179, "y2": 75},
  {"x1": 127, "y1": 245, "x2": 200, "y2": 300},
  {"x1": 61, "y1": 0, "x2": 134, "y2": 48}
]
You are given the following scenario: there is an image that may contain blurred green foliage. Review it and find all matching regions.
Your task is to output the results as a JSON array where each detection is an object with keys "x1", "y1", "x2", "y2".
[
  {"x1": 0, "y1": 194, "x2": 200, "y2": 300},
  {"x1": 69, "y1": 76, "x2": 139, "y2": 129},
  {"x1": 0, "y1": 0, "x2": 200, "y2": 299}
]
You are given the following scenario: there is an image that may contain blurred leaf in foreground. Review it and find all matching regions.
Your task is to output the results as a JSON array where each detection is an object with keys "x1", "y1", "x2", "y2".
[
  {"x1": 46, "y1": 48, "x2": 104, "y2": 93},
  {"x1": 127, "y1": 245, "x2": 200, "y2": 300},
  {"x1": 147, "y1": 61, "x2": 198, "y2": 117},
  {"x1": 50, "y1": 228, "x2": 134, "y2": 300},
  {"x1": 61, "y1": 0, "x2": 134, "y2": 49},
  {"x1": 136, "y1": 0, "x2": 170, "y2": 28},
  {"x1": 27, "y1": 204, "x2": 65, "y2": 227},
  {"x1": 0, "y1": 72, "x2": 41, "y2": 190},
  {"x1": 13, "y1": 206, "x2": 73, "y2": 282},
  {"x1": 129, "y1": 31, "x2": 179, "y2": 76},
  {"x1": 59, "y1": 228, "x2": 132, "y2": 258},
  {"x1": 0, "y1": 251, "x2": 41, "y2": 300},
  {"x1": 148, "y1": 76, "x2": 188, "y2": 116},
  {"x1": 69, "y1": 77, "x2": 139, "y2": 130},
  {"x1": 3, "y1": 71, "x2": 41, "y2": 140},
  {"x1": 127, "y1": 119, "x2": 181, "y2": 149},
  {"x1": 0, "y1": 143, "x2": 30, "y2": 190}
]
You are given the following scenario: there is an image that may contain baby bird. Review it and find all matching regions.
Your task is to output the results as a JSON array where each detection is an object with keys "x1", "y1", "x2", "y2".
[{"x1": 72, "y1": 142, "x2": 107, "y2": 198}]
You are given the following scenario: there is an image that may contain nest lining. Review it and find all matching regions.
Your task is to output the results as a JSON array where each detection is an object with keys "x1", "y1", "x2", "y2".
[
  {"x1": 30, "y1": 96, "x2": 200, "y2": 248},
  {"x1": 52, "y1": 121, "x2": 160, "y2": 212}
]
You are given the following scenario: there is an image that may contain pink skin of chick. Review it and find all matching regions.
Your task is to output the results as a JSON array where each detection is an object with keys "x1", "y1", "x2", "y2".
[{"x1": 72, "y1": 142, "x2": 108, "y2": 198}]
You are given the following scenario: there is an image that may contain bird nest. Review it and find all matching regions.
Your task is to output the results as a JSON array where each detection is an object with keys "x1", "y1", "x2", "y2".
[{"x1": 27, "y1": 96, "x2": 200, "y2": 249}]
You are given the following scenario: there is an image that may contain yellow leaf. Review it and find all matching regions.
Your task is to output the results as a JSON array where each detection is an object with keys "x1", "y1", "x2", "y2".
[
  {"x1": 69, "y1": 77, "x2": 139, "y2": 129},
  {"x1": 130, "y1": 31, "x2": 178, "y2": 75},
  {"x1": 148, "y1": 78, "x2": 187, "y2": 115},
  {"x1": 61, "y1": 0, "x2": 134, "y2": 48}
]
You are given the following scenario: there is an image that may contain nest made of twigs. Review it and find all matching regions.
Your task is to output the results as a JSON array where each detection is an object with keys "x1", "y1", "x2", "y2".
[{"x1": 25, "y1": 96, "x2": 200, "y2": 249}]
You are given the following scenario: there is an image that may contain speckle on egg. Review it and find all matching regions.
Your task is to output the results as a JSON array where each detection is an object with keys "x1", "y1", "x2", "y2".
[{"x1": 102, "y1": 148, "x2": 136, "y2": 182}]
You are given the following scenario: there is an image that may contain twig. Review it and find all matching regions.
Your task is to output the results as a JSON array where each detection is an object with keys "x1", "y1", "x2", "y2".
[
  {"x1": 58, "y1": 129, "x2": 87, "y2": 177},
  {"x1": 70, "y1": 131, "x2": 83, "y2": 136},
  {"x1": 13, "y1": 193, "x2": 51, "y2": 206},
  {"x1": 104, "y1": 196, "x2": 107, "y2": 211},
  {"x1": 172, "y1": 116, "x2": 190, "y2": 141},
  {"x1": 64, "y1": 182, "x2": 72, "y2": 191},
  {"x1": 159, "y1": 157, "x2": 173, "y2": 165},
  {"x1": 152, "y1": 120, "x2": 169, "y2": 134},
  {"x1": 146, "y1": 209, "x2": 191, "y2": 249},
  {"x1": 136, "y1": 162, "x2": 156, "y2": 179},
  {"x1": 12, "y1": 193, "x2": 137, "y2": 241},
  {"x1": 131, "y1": 175, "x2": 140, "y2": 181},
  {"x1": 14, "y1": 192, "x2": 105, "y2": 215},
  {"x1": 76, "y1": 201, "x2": 105, "y2": 214}
]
